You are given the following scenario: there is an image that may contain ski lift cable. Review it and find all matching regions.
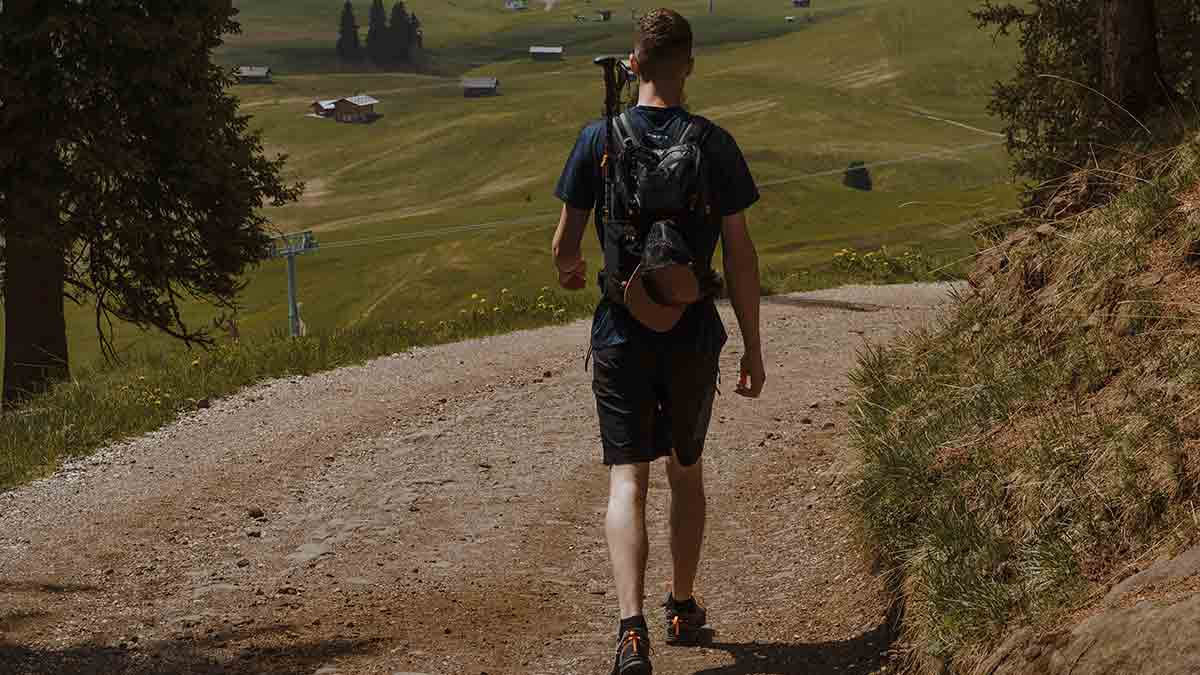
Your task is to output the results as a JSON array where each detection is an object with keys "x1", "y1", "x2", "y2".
[{"x1": 308, "y1": 139, "x2": 1007, "y2": 253}]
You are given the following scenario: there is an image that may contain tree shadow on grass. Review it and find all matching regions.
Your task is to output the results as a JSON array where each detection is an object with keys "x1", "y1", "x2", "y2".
[
  {"x1": 0, "y1": 626, "x2": 381, "y2": 675},
  {"x1": 691, "y1": 616, "x2": 897, "y2": 675}
]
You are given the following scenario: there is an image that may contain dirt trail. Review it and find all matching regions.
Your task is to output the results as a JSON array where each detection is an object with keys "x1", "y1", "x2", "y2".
[{"x1": 0, "y1": 283, "x2": 958, "y2": 675}]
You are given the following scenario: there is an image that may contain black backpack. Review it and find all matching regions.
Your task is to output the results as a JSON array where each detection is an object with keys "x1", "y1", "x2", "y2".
[{"x1": 601, "y1": 111, "x2": 723, "y2": 307}]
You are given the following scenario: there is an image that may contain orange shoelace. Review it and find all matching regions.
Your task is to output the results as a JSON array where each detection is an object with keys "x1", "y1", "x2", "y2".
[
  {"x1": 671, "y1": 615, "x2": 683, "y2": 638},
  {"x1": 624, "y1": 630, "x2": 642, "y2": 655}
]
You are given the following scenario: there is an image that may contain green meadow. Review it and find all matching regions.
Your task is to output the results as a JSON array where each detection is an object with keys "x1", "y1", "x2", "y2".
[{"x1": 55, "y1": 0, "x2": 1019, "y2": 364}]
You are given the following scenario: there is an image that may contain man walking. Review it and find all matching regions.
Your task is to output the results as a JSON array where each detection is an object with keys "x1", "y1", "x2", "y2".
[{"x1": 551, "y1": 9, "x2": 764, "y2": 674}]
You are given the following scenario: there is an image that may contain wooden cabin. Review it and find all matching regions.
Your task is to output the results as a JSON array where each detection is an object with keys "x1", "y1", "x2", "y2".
[{"x1": 463, "y1": 77, "x2": 501, "y2": 98}]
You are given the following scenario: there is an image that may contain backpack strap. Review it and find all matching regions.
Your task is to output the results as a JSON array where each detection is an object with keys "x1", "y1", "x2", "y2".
[
  {"x1": 678, "y1": 114, "x2": 714, "y2": 147},
  {"x1": 613, "y1": 111, "x2": 641, "y2": 150}
]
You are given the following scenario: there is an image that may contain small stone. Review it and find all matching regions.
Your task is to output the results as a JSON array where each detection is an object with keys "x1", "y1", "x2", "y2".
[
  {"x1": 236, "y1": 558, "x2": 250, "y2": 568},
  {"x1": 809, "y1": 402, "x2": 820, "y2": 409},
  {"x1": 197, "y1": 398, "x2": 211, "y2": 409},
  {"x1": 478, "y1": 462, "x2": 492, "y2": 469},
  {"x1": 247, "y1": 507, "x2": 265, "y2": 519},
  {"x1": 801, "y1": 418, "x2": 813, "y2": 425},
  {"x1": 822, "y1": 422, "x2": 835, "y2": 430},
  {"x1": 245, "y1": 529, "x2": 262, "y2": 538},
  {"x1": 543, "y1": 371, "x2": 553, "y2": 379}
]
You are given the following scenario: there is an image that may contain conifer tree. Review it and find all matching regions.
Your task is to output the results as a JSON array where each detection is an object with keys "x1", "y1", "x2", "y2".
[
  {"x1": 0, "y1": 0, "x2": 301, "y2": 403},
  {"x1": 388, "y1": 1, "x2": 412, "y2": 64},
  {"x1": 336, "y1": 0, "x2": 362, "y2": 62},
  {"x1": 411, "y1": 12, "x2": 424, "y2": 50},
  {"x1": 366, "y1": 0, "x2": 389, "y2": 65}
]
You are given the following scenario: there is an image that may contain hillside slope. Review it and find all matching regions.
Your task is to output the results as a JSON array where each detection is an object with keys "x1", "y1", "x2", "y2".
[
  {"x1": 41, "y1": 0, "x2": 1019, "y2": 369},
  {"x1": 851, "y1": 135, "x2": 1200, "y2": 672}
]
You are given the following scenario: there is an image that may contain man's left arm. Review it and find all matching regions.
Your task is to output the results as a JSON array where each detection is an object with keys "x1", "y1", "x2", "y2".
[{"x1": 552, "y1": 205, "x2": 590, "y2": 290}]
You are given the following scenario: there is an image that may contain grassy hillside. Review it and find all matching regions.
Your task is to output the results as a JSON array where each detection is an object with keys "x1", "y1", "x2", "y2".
[
  {"x1": 49, "y1": 0, "x2": 1018, "y2": 369},
  {"x1": 850, "y1": 134, "x2": 1200, "y2": 671}
]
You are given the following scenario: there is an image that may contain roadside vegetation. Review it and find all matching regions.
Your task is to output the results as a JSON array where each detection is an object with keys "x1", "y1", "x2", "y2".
[
  {"x1": 851, "y1": 132, "x2": 1200, "y2": 670},
  {"x1": 849, "y1": 3, "x2": 1200, "y2": 670},
  {"x1": 0, "y1": 288, "x2": 591, "y2": 490}
]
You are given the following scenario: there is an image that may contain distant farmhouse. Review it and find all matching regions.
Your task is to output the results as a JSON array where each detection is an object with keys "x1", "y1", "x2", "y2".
[
  {"x1": 792, "y1": 0, "x2": 811, "y2": 7},
  {"x1": 596, "y1": 9, "x2": 613, "y2": 21},
  {"x1": 530, "y1": 46, "x2": 564, "y2": 61},
  {"x1": 309, "y1": 95, "x2": 380, "y2": 123},
  {"x1": 334, "y1": 95, "x2": 380, "y2": 123},
  {"x1": 235, "y1": 66, "x2": 272, "y2": 84},
  {"x1": 463, "y1": 77, "x2": 500, "y2": 98},
  {"x1": 505, "y1": 0, "x2": 529, "y2": 10}
]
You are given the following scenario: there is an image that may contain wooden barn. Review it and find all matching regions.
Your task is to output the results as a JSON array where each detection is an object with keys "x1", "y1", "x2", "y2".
[
  {"x1": 530, "y1": 46, "x2": 564, "y2": 61},
  {"x1": 505, "y1": 0, "x2": 528, "y2": 9},
  {"x1": 792, "y1": 0, "x2": 811, "y2": 7},
  {"x1": 333, "y1": 95, "x2": 380, "y2": 123},
  {"x1": 463, "y1": 77, "x2": 500, "y2": 98},
  {"x1": 596, "y1": 9, "x2": 613, "y2": 21},
  {"x1": 236, "y1": 65, "x2": 273, "y2": 84}
]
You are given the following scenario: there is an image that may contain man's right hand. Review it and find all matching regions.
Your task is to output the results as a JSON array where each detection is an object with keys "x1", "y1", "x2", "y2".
[
  {"x1": 557, "y1": 256, "x2": 587, "y2": 290},
  {"x1": 552, "y1": 205, "x2": 591, "y2": 291},
  {"x1": 736, "y1": 348, "x2": 766, "y2": 398}
]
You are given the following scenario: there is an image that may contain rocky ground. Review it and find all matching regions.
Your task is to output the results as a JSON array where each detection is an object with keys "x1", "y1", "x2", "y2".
[{"x1": 0, "y1": 284, "x2": 958, "y2": 675}]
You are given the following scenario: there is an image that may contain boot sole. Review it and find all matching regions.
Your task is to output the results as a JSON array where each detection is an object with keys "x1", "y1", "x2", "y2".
[{"x1": 618, "y1": 660, "x2": 652, "y2": 675}]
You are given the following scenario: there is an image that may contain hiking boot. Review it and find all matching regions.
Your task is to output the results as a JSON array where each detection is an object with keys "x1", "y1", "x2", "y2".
[
  {"x1": 663, "y1": 593, "x2": 708, "y2": 645},
  {"x1": 611, "y1": 628, "x2": 652, "y2": 675}
]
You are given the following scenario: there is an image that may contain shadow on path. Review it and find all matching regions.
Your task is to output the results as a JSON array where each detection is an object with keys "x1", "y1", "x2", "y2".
[
  {"x1": 691, "y1": 618, "x2": 895, "y2": 675},
  {"x1": 0, "y1": 626, "x2": 380, "y2": 675}
]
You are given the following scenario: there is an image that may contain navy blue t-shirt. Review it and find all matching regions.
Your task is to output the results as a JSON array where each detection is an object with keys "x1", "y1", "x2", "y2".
[{"x1": 554, "y1": 105, "x2": 759, "y2": 352}]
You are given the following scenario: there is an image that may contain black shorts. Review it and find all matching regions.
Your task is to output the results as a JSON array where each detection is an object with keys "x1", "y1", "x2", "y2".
[{"x1": 591, "y1": 342, "x2": 721, "y2": 467}]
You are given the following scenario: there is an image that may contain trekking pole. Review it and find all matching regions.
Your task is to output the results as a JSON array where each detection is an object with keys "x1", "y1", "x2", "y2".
[{"x1": 594, "y1": 56, "x2": 623, "y2": 228}]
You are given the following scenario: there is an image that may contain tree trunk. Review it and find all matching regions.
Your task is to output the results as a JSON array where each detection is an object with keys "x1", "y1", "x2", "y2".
[
  {"x1": 1, "y1": 0, "x2": 70, "y2": 406},
  {"x1": 1100, "y1": 0, "x2": 1163, "y2": 116},
  {"x1": 3, "y1": 223, "x2": 68, "y2": 406}
]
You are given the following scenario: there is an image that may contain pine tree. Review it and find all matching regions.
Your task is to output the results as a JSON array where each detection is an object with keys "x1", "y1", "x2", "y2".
[
  {"x1": 366, "y1": 0, "x2": 389, "y2": 65},
  {"x1": 336, "y1": 0, "x2": 362, "y2": 62},
  {"x1": 388, "y1": 2, "x2": 412, "y2": 64}
]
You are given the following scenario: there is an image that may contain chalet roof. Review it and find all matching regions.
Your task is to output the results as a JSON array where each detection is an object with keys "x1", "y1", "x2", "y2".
[
  {"x1": 340, "y1": 95, "x2": 380, "y2": 107},
  {"x1": 462, "y1": 77, "x2": 500, "y2": 89},
  {"x1": 314, "y1": 99, "x2": 338, "y2": 110},
  {"x1": 237, "y1": 66, "x2": 271, "y2": 77},
  {"x1": 530, "y1": 46, "x2": 564, "y2": 54}
]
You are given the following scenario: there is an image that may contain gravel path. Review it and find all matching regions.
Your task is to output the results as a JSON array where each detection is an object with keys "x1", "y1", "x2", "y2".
[{"x1": 0, "y1": 283, "x2": 958, "y2": 675}]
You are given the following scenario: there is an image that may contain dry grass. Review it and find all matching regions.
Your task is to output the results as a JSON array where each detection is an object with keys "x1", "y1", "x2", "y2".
[{"x1": 849, "y1": 132, "x2": 1200, "y2": 672}]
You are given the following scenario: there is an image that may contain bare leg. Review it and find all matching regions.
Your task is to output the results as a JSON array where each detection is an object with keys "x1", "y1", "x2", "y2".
[
  {"x1": 665, "y1": 454, "x2": 705, "y2": 601},
  {"x1": 607, "y1": 462, "x2": 652, "y2": 619}
]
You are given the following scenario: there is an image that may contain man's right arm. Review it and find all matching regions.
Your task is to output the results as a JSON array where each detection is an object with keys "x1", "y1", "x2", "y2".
[
  {"x1": 721, "y1": 212, "x2": 765, "y2": 398},
  {"x1": 552, "y1": 205, "x2": 590, "y2": 290}
]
